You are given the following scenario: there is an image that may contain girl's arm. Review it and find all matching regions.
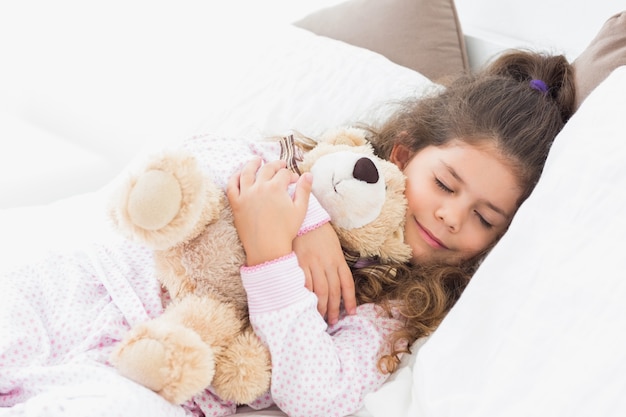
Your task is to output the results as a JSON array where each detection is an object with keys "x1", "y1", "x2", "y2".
[
  {"x1": 227, "y1": 155, "x2": 356, "y2": 324},
  {"x1": 227, "y1": 159, "x2": 400, "y2": 417},
  {"x1": 241, "y1": 255, "x2": 400, "y2": 417},
  {"x1": 293, "y1": 223, "x2": 356, "y2": 325}
]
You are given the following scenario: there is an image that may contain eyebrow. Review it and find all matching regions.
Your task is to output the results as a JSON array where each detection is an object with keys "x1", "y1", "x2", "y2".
[{"x1": 442, "y1": 161, "x2": 510, "y2": 218}]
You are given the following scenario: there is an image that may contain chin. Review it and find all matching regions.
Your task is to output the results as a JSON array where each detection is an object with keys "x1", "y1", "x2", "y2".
[
  {"x1": 410, "y1": 252, "x2": 440, "y2": 265},
  {"x1": 411, "y1": 252, "x2": 464, "y2": 267}
]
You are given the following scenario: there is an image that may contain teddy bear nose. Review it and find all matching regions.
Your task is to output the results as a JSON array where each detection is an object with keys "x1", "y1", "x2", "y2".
[{"x1": 352, "y1": 157, "x2": 379, "y2": 184}]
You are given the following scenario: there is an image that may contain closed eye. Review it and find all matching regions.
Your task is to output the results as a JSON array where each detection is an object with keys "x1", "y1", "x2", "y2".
[
  {"x1": 435, "y1": 178, "x2": 453, "y2": 193},
  {"x1": 475, "y1": 211, "x2": 494, "y2": 229}
]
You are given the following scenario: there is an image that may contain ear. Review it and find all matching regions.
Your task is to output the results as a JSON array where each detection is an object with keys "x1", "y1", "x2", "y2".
[{"x1": 389, "y1": 144, "x2": 412, "y2": 170}]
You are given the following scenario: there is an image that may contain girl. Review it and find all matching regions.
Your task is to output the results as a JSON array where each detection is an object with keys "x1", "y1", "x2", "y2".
[{"x1": 227, "y1": 50, "x2": 576, "y2": 417}]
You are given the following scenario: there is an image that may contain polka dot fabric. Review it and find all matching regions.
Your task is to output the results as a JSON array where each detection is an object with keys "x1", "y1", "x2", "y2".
[
  {"x1": 181, "y1": 133, "x2": 281, "y2": 191},
  {"x1": 242, "y1": 253, "x2": 403, "y2": 417},
  {"x1": 0, "y1": 133, "x2": 402, "y2": 416},
  {"x1": 0, "y1": 238, "x2": 244, "y2": 416},
  {"x1": 0, "y1": 239, "x2": 189, "y2": 416}
]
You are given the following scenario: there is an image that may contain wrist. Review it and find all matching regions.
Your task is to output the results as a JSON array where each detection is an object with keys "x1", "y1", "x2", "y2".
[
  {"x1": 241, "y1": 252, "x2": 311, "y2": 314},
  {"x1": 245, "y1": 244, "x2": 293, "y2": 267}
]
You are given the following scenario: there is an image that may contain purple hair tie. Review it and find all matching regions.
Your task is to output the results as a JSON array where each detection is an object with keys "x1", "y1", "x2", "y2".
[{"x1": 529, "y1": 79, "x2": 549, "y2": 94}]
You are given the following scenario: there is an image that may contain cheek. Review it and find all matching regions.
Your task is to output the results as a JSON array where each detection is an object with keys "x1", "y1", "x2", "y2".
[
  {"x1": 403, "y1": 173, "x2": 431, "y2": 212},
  {"x1": 461, "y1": 227, "x2": 499, "y2": 257},
  {"x1": 404, "y1": 186, "x2": 429, "y2": 222}
]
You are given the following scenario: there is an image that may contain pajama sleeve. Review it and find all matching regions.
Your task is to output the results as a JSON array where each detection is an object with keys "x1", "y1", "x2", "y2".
[{"x1": 241, "y1": 253, "x2": 403, "y2": 417}]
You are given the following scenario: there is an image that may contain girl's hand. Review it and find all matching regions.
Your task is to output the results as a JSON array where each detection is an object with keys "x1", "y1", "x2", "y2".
[
  {"x1": 227, "y1": 158, "x2": 312, "y2": 266},
  {"x1": 293, "y1": 223, "x2": 356, "y2": 325}
]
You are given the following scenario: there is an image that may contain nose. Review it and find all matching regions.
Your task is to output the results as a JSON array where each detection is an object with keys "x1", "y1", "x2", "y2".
[
  {"x1": 352, "y1": 157, "x2": 379, "y2": 184},
  {"x1": 436, "y1": 204, "x2": 463, "y2": 233}
]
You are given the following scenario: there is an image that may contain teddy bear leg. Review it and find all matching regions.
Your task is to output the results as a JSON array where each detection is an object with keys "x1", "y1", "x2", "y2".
[
  {"x1": 110, "y1": 151, "x2": 223, "y2": 250},
  {"x1": 211, "y1": 327, "x2": 272, "y2": 404},
  {"x1": 110, "y1": 315, "x2": 216, "y2": 404},
  {"x1": 159, "y1": 295, "x2": 270, "y2": 404},
  {"x1": 111, "y1": 293, "x2": 244, "y2": 404}
]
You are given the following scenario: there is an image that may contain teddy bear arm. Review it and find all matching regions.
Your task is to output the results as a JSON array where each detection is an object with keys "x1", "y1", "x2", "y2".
[{"x1": 109, "y1": 151, "x2": 224, "y2": 250}]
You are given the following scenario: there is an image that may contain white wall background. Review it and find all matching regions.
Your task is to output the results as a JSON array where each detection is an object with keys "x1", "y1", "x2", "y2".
[{"x1": 454, "y1": 0, "x2": 625, "y2": 67}]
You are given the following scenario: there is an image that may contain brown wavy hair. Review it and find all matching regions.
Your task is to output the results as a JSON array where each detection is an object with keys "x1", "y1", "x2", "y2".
[{"x1": 358, "y1": 50, "x2": 576, "y2": 373}]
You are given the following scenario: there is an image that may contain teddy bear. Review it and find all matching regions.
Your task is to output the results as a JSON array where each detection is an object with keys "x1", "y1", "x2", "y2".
[{"x1": 107, "y1": 127, "x2": 411, "y2": 406}]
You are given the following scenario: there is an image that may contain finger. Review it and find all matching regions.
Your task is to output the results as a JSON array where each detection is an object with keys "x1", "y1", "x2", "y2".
[
  {"x1": 289, "y1": 169, "x2": 300, "y2": 183},
  {"x1": 339, "y1": 264, "x2": 357, "y2": 316},
  {"x1": 307, "y1": 263, "x2": 326, "y2": 310},
  {"x1": 239, "y1": 157, "x2": 263, "y2": 188},
  {"x1": 325, "y1": 269, "x2": 342, "y2": 325},
  {"x1": 313, "y1": 273, "x2": 329, "y2": 319},
  {"x1": 303, "y1": 267, "x2": 313, "y2": 292},
  {"x1": 270, "y1": 166, "x2": 299, "y2": 188},
  {"x1": 255, "y1": 159, "x2": 287, "y2": 181},
  {"x1": 317, "y1": 297, "x2": 328, "y2": 321},
  {"x1": 293, "y1": 172, "x2": 312, "y2": 210},
  {"x1": 226, "y1": 171, "x2": 241, "y2": 201}
]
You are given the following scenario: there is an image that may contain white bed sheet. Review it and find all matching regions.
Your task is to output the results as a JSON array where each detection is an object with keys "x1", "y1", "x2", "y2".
[{"x1": 0, "y1": 20, "x2": 435, "y2": 417}]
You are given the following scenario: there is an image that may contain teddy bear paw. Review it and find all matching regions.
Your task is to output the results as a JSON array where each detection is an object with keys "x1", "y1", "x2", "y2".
[
  {"x1": 110, "y1": 322, "x2": 216, "y2": 404},
  {"x1": 127, "y1": 169, "x2": 183, "y2": 232},
  {"x1": 111, "y1": 151, "x2": 223, "y2": 250},
  {"x1": 211, "y1": 330, "x2": 272, "y2": 404}
]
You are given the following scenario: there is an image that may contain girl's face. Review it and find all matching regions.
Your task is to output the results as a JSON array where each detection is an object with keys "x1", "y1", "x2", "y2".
[{"x1": 390, "y1": 139, "x2": 522, "y2": 265}]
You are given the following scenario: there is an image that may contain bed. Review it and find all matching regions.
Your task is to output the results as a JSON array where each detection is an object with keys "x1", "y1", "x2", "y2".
[{"x1": 1, "y1": 0, "x2": 626, "y2": 416}]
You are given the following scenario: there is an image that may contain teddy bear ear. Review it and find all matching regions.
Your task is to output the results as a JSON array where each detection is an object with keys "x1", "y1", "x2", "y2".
[{"x1": 319, "y1": 127, "x2": 369, "y2": 147}]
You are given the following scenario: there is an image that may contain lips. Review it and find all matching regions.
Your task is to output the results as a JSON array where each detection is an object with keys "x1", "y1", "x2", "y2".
[{"x1": 415, "y1": 219, "x2": 448, "y2": 250}]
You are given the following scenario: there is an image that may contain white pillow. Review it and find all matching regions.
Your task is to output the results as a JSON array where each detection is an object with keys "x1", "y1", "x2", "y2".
[
  {"x1": 192, "y1": 24, "x2": 436, "y2": 139},
  {"x1": 0, "y1": 3, "x2": 434, "y2": 209},
  {"x1": 409, "y1": 66, "x2": 626, "y2": 417},
  {"x1": 0, "y1": 20, "x2": 435, "y2": 277}
]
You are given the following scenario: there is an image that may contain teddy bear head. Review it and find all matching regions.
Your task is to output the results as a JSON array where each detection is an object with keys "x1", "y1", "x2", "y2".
[{"x1": 298, "y1": 127, "x2": 412, "y2": 265}]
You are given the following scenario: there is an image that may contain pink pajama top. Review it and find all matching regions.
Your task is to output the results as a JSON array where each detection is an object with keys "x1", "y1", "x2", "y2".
[{"x1": 0, "y1": 134, "x2": 404, "y2": 417}]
